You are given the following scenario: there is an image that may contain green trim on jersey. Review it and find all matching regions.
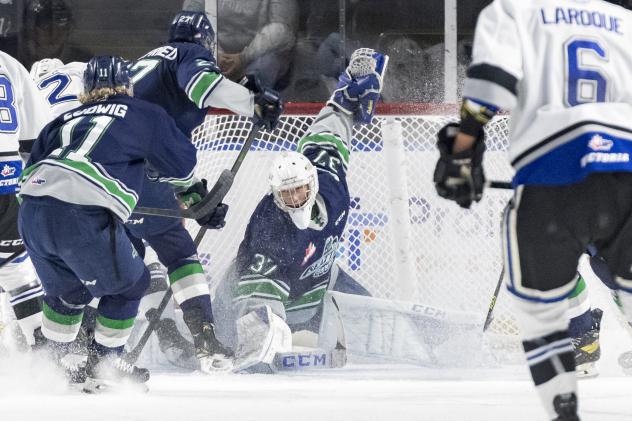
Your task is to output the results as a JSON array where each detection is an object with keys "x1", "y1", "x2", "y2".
[
  {"x1": 187, "y1": 71, "x2": 223, "y2": 108},
  {"x1": 298, "y1": 133, "x2": 350, "y2": 166},
  {"x1": 569, "y1": 276, "x2": 586, "y2": 299},
  {"x1": 235, "y1": 279, "x2": 290, "y2": 303},
  {"x1": 286, "y1": 285, "x2": 327, "y2": 312},
  {"x1": 22, "y1": 158, "x2": 137, "y2": 212}
]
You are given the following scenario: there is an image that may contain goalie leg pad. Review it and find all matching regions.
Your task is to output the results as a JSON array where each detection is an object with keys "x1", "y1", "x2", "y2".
[{"x1": 233, "y1": 305, "x2": 292, "y2": 372}]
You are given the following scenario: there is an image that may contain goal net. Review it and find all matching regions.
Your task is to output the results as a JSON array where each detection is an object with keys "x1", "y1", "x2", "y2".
[{"x1": 189, "y1": 103, "x2": 518, "y2": 340}]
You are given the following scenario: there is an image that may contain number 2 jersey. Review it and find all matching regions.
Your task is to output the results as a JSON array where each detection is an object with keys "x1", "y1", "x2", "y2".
[
  {"x1": 0, "y1": 51, "x2": 52, "y2": 195},
  {"x1": 19, "y1": 95, "x2": 197, "y2": 221},
  {"x1": 464, "y1": 0, "x2": 632, "y2": 185},
  {"x1": 233, "y1": 106, "x2": 352, "y2": 317},
  {"x1": 32, "y1": 61, "x2": 85, "y2": 119}
]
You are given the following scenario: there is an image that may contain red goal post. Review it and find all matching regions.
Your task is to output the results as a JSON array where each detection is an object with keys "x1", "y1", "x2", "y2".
[{"x1": 189, "y1": 102, "x2": 518, "y2": 337}]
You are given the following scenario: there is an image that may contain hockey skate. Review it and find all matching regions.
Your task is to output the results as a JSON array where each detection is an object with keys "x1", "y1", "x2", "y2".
[
  {"x1": 573, "y1": 308, "x2": 602, "y2": 378},
  {"x1": 152, "y1": 312, "x2": 198, "y2": 370},
  {"x1": 552, "y1": 393, "x2": 580, "y2": 421},
  {"x1": 82, "y1": 350, "x2": 150, "y2": 394},
  {"x1": 192, "y1": 321, "x2": 233, "y2": 372}
]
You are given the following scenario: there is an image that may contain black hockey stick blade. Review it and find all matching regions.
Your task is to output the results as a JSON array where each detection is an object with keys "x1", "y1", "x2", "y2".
[
  {"x1": 483, "y1": 266, "x2": 505, "y2": 332},
  {"x1": 487, "y1": 180, "x2": 513, "y2": 190}
]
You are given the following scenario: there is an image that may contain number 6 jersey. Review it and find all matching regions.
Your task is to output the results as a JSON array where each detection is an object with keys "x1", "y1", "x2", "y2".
[
  {"x1": 464, "y1": 0, "x2": 632, "y2": 185},
  {"x1": 0, "y1": 51, "x2": 52, "y2": 195}
]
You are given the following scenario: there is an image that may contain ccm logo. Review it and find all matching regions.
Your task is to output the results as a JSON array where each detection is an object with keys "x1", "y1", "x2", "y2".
[
  {"x1": 282, "y1": 353, "x2": 327, "y2": 368},
  {"x1": 0, "y1": 239, "x2": 23, "y2": 247}
]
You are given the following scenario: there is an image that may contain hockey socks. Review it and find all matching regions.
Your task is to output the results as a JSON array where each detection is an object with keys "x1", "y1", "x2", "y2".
[
  {"x1": 523, "y1": 330, "x2": 578, "y2": 419},
  {"x1": 8, "y1": 282, "x2": 44, "y2": 346}
]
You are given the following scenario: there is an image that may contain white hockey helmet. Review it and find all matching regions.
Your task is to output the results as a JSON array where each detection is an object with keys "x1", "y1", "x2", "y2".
[
  {"x1": 30, "y1": 58, "x2": 64, "y2": 80},
  {"x1": 269, "y1": 151, "x2": 319, "y2": 230}
]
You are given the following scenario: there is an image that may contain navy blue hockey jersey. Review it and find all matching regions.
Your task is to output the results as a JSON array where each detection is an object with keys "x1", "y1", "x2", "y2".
[
  {"x1": 234, "y1": 128, "x2": 350, "y2": 314},
  {"x1": 129, "y1": 42, "x2": 223, "y2": 136},
  {"x1": 20, "y1": 95, "x2": 196, "y2": 221}
]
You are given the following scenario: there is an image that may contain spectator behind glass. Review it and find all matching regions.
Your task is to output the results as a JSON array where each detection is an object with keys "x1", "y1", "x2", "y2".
[
  {"x1": 183, "y1": 0, "x2": 298, "y2": 90},
  {"x1": 21, "y1": 0, "x2": 73, "y2": 68}
]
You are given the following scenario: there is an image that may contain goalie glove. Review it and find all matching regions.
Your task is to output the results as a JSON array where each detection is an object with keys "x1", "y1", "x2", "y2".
[
  {"x1": 176, "y1": 179, "x2": 229, "y2": 229},
  {"x1": 241, "y1": 74, "x2": 283, "y2": 131},
  {"x1": 327, "y1": 48, "x2": 389, "y2": 124},
  {"x1": 433, "y1": 123, "x2": 486, "y2": 209}
]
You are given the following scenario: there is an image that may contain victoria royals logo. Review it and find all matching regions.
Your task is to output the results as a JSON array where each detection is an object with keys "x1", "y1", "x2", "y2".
[
  {"x1": 588, "y1": 134, "x2": 613, "y2": 151},
  {"x1": 1, "y1": 164, "x2": 15, "y2": 178}
]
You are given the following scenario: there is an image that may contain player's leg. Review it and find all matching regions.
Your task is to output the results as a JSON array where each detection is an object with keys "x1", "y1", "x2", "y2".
[
  {"x1": 0, "y1": 194, "x2": 43, "y2": 347},
  {"x1": 128, "y1": 180, "x2": 231, "y2": 371},
  {"x1": 503, "y1": 185, "x2": 586, "y2": 420},
  {"x1": 20, "y1": 196, "x2": 151, "y2": 389},
  {"x1": 568, "y1": 257, "x2": 604, "y2": 377}
]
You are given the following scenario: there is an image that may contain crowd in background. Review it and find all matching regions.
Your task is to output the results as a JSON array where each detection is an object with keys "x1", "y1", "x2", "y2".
[{"x1": 0, "y1": 0, "x2": 492, "y2": 102}]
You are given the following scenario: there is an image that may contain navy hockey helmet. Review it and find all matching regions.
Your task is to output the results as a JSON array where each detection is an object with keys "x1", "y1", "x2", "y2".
[
  {"x1": 168, "y1": 11, "x2": 215, "y2": 50},
  {"x1": 83, "y1": 55, "x2": 131, "y2": 94}
]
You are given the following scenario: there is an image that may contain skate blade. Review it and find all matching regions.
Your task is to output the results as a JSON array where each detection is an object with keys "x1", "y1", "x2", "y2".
[
  {"x1": 82, "y1": 377, "x2": 149, "y2": 394},
  {"x1": 576, "y1": 362, "x2": 599, "y2": 379},
  {"x1": 199, "y1": 355, "x2": 234, "y2": 373}
]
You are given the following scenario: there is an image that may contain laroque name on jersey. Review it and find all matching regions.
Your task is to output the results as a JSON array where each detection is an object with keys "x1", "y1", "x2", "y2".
[{"x1": 540, "y1": 6, "x2": 623, "y2": 33}]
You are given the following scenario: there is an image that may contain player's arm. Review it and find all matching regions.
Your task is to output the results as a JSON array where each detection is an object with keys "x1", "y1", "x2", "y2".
[
  {"x1": 434, "y1": 0, "x2": 523, "y2": 208},
  {"x1": 177, "y1": 48, "x2": 282, "y2": 130},
  {"x1": 298, "y1": 48, "x2": 387, "y2": 182},
  {"x1": 16, "y1": 65, "x2": 53, "y2": 162},
  {"x1": 145, "y1": 107, "x2": 197, "y2": 187}
]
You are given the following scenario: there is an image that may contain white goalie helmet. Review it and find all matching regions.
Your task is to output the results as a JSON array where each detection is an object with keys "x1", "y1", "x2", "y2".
[
  {"x1": 269, "y1": 151, "x2": 319, "y2": 230},
  {"x1": 30, "y1": 58, "x2": 64, "y2": 80}
]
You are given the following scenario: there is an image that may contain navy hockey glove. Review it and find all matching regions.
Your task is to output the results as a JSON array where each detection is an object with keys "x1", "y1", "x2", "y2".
[
  {"x1": 177, "y1": 179, "x2": 229, "y2": 229},
  {"x1": 433, "y1": 123, "x2": 486, "y2": 209},
  {"x1": 241, "y1": 74, "x2": 283, "y2": 131}
]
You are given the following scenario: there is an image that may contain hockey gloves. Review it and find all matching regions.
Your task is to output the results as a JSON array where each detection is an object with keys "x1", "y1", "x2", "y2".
[
  {"x1": 176, "y1": 179, "x2": 229, "y2": 229},
  {"x1": 434, "y1": 123, "x2": 486, "y2": 209},
  {"x1": 241, "y1": 74, "x2": 283, "y2": 131},
  {"x1": 327, "y1": 48, "x2": 388, "y2": 124}
]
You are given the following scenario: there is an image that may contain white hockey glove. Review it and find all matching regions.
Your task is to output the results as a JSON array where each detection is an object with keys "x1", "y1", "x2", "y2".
[{"x1": 327, "y1": 48, "x2": 389, "y2": 124}]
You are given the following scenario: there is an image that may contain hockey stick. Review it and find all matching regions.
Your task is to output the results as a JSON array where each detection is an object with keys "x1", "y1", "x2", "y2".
[
  {"x1": 483, "y1": 266, "x2": 505, "y2": 332},
  {"x1": 488, "y1": 180, "x2": 512, "y2": 190},
  {"x1": 124, "y1": 124, "x2": 262, "y2": 364}
]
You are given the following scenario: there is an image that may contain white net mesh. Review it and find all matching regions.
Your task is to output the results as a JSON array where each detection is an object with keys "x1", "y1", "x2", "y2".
[{"x1": 190, "y1": 108, "x2": 518, "y2": 339}]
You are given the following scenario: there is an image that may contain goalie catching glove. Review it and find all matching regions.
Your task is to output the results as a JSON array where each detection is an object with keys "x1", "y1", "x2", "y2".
[
  {"x1": 433, "y1": 123, "x2": 486, "y2": 209},
  {"x1": 241, "y1": 74, "x2": 283, "y2": 131},
  {"x1": 327, "y1": 48, "x2": 388, "y2": 124},
  {"x1": 176, "y1": 179, "x2": 229, "y2": 228}
]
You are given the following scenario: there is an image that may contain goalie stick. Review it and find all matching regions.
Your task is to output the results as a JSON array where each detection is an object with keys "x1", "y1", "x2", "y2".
[{"x1": 123, "y1": 124, "x2": 261, "y2": 365}]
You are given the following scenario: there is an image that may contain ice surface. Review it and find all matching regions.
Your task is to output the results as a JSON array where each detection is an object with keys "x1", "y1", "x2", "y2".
[{"x1": 1, "y1": 257, "x2": 631, "y2": 421}]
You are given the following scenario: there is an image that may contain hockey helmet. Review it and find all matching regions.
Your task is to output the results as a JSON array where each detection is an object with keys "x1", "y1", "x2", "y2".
[
  {"x1": 168, "y1": 11, "x2": 215, "y2": 51},
  {"x1": 269, "y1": 151, "x2": 319, "y2": 230},
  {"x1": 83, "y1": 55, "x2": 131, "y2": 95},
  {"x1": 30, "y1": 58, "x2": 64, "y2": 80}
]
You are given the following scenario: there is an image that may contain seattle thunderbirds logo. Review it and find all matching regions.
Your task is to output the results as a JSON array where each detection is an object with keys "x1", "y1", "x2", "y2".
[
  {"x1": 1, "y1": 164, "x2": 15, "y2": 178},
  {"x1": 302, "y1": 242, "x2": 316, "y2": 266}
]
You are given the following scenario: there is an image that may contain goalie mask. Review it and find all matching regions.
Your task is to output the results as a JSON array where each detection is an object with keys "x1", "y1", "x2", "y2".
[{"x1": 269, "y1": 152, "x2": 319, "y2": 230}]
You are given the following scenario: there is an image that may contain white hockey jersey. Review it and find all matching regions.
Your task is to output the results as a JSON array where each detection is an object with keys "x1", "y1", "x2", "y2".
[
  {"x1": 464, "y1": 0, "x2": 632, "y2": 185},
  {"x1": 0, "y1": 51, "x2": 52, "y2": 195},
  {"x1": 33, "y1": 61, "x2": 86, "y2": 119}
]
